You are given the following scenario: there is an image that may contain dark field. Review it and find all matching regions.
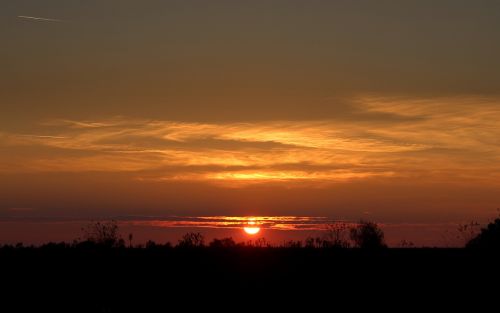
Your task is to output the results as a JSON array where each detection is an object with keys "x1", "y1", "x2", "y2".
[{"x1": 2, "y1": 246, "x2": 499, "y2": 311}]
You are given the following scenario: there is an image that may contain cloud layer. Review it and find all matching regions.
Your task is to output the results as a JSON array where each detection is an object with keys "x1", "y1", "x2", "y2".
[
  {"x1": 2, "y1": 96, "x2": 500, "y2": 186},
  {"x1": 127, "y1": 216, "x2": 340, "y2": 231}
]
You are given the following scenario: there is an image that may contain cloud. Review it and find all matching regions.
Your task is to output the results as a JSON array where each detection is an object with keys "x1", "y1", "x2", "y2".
[
  {"x1": 2, "y1": 96, "x2": 500, "y2": 186},
  {"x1": 18, "y1": 15, "x2": 63, "y2": 22},
  {"x1": 125, "y1": 216, "x2": 342, "y2": 231}
]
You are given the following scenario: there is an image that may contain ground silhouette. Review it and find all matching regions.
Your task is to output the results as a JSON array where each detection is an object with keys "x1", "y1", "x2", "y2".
[{"x1": 1, "y1": 218, "x2": 500, "y2": 311}]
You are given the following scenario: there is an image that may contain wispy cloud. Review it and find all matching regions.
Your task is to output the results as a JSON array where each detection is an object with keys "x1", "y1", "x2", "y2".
[
  {"x1": 125, "y1": 216, "x2": 344, "y2": 231},
  {"x1": 18, "y1": 15, "x2": 63, "y2": 22},
  {"x1": 2, "y1": 96, "x2": 500, "y2": 186}
]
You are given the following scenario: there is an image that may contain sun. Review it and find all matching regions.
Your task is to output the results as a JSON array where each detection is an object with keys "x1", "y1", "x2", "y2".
[
  {"x1": 243, "y1": 218, "x2": 261, "y2": 235},
  {"x1": 243, "y1": 227, "x2": 261, "y2": 235}
]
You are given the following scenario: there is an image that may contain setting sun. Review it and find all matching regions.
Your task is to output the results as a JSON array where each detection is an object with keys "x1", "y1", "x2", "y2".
[
  {"x1": 243, "y1": 218, "x2": 261, "y2": 235},
  {"x1": 243, "y1": 227, "x2": 261, "y2": 235}
]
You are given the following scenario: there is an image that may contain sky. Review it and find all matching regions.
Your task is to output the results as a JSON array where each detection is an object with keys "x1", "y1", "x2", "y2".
[{"x1": 1, "y1": 0, "x2": 500, "y2": 246}]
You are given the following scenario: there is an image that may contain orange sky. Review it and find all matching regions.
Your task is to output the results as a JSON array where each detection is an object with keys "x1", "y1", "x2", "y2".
[{"x1": 1, "y1": 1, "x2": 500, "y2": 245}]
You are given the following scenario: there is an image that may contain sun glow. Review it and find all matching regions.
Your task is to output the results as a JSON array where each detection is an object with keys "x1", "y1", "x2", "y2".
[
  {"x1": 243, "y1": 227, "x2": 261, "y2": 235},
  {"x1": 243, "y1": 218, "x2": 261, "y2": 235}
]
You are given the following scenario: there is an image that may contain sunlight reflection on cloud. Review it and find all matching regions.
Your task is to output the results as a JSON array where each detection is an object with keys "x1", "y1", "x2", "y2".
[
  {"x1": 2, "y1": 96, "x2": 500, "y2": 186},
  {"x1": 126, "y1": 216, "x2": 343, "y2": 231}
]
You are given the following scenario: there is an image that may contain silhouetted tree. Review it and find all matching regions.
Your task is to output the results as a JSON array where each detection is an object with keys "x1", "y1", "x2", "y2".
[
  {"x1": 177, "y1": 232, "x2": 205, "y2": 248},
  {"x1": 209, "y1": 237, "x2": 236, "y2": 248},
  {"x1": 128, "y1": 233, "x2": 134, "y2": 248},
  {"x1": 81, "y1": 220, "x2": 124, "y2": 248},
  {"x1": 350, "y1": 220, "x2": 386, "y2": 249},
  {"x1": 466, "y1": 218, "x2": 500, "y2": 248},
  {"x1": 457, "y1": 221, "x2": 480, "y2": 247},
  {"x1": 324, "y1": 222, "x2": 351, "y2": 248}
]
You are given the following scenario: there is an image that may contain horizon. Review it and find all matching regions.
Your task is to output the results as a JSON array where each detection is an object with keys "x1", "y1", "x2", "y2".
[{"x1": 0, "y1": 214, "x2": 494, "y2": 247}]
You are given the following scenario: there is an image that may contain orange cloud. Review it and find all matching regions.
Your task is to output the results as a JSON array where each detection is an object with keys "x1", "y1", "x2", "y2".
[{"x1": 2, "y1": 96, "x2": 500, "y2": 186}]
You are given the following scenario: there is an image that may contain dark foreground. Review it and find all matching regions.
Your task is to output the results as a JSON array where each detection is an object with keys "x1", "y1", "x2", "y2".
[{"x1": 2, "y1": 247, "x2": 499, "y2": 311}]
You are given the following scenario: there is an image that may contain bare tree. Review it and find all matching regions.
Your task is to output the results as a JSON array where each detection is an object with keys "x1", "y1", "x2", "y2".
[
  {"x1": 81, "y1": 220, "x2": 124, "y2": 247},
  {"x1": 324, "y1": 222, "x2": 351, "y2": 248},
  {"x1": 178, "y1": 232, "x2": 205, "y2": 248}
]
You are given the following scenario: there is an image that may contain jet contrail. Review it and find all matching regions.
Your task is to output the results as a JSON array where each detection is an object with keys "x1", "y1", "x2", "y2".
[
  {"x1": 18, "y1": 15, "x2": 62, "y2": 22},
  {"x1": 19, "y1": 134, "x2": 68, "y2": 139}
]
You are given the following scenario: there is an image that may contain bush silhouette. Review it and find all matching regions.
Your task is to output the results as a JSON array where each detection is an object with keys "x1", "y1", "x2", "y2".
[
  {"x1": 209, "y1": 237, "x2": 236, "y2": 248},
  {"x1": 466, "y1": 218, "x2": 500, "y2": 248},
  {"x1": 304, "y1": 236, "x2": 331, "y2": 248},
  {"x1": 282, "y1": 240, "x2": 302, "y2": 248},
  {"x1": 350, "y1": 220, "x2": 386, "y2": 249},
  {"x1": 178, "y1": 232, "x2": 205, "y2": 248}
]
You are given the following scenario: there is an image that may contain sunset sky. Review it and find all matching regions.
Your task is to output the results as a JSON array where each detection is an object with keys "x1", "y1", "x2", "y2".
[{"x1": 2, "y1": 1, "x2": 500, "y2": 246}]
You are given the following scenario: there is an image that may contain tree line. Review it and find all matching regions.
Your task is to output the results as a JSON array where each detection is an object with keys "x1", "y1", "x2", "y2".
[{"x1": 2, "y1": 216, "x2": 500, "y2": 250}]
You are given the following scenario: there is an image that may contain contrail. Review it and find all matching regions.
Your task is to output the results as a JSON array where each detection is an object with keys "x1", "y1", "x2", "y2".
[
  {"x1": 18, "y1": 15, "x2": 62, "y2": 22},
  {"x1": 19, "y1": 134, "x2": 68, "y2": 139}
]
